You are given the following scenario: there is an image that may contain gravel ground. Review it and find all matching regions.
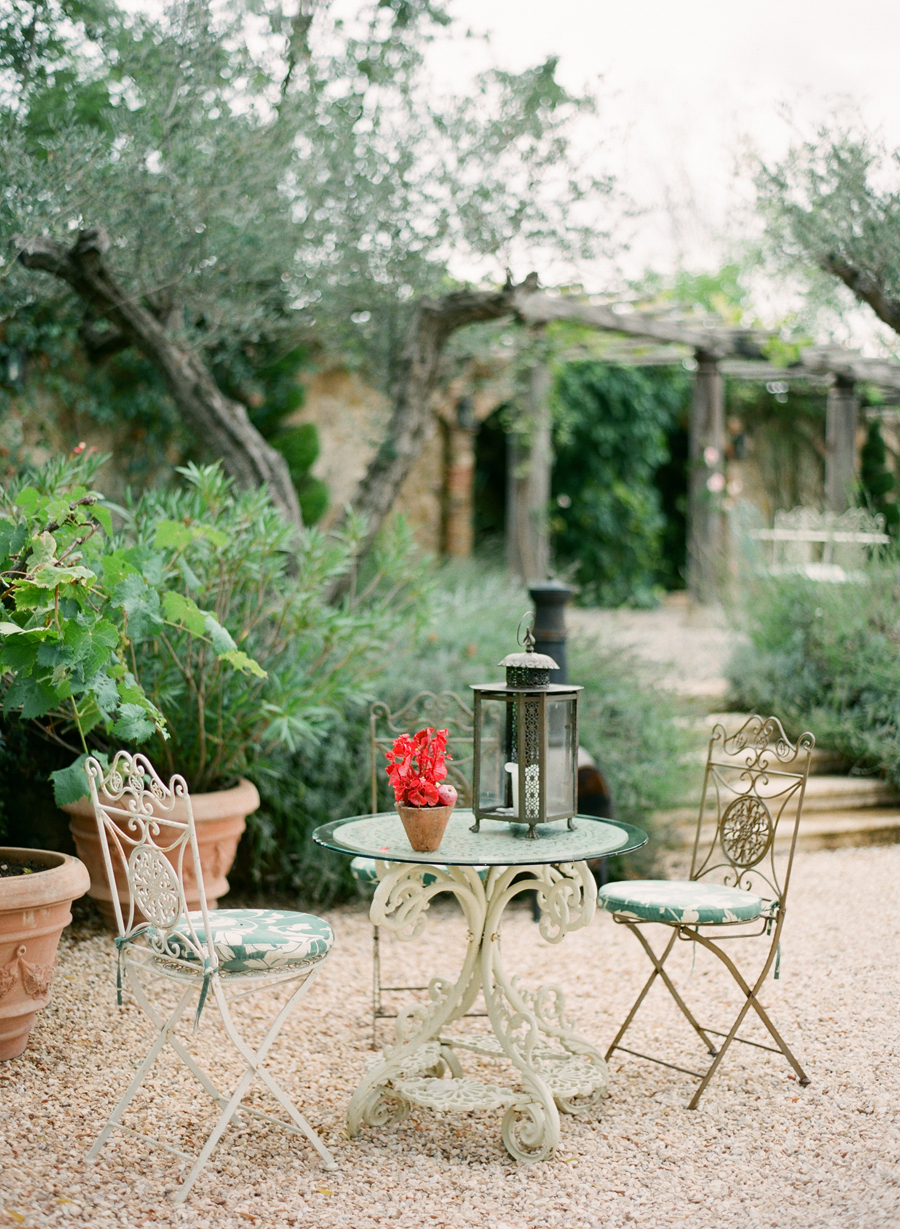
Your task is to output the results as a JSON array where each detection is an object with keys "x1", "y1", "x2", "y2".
[
  {"x1": 2, "y1": 843, "x2": 898, "y2": 1229},
  {"x1": 568, "y1": 595, "x2": 740, "y2": 700}
]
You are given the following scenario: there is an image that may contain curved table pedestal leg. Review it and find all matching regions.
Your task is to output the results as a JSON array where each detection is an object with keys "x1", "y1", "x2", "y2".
[{"x1": 347, "y1": 860, "x2": 608, "y2": 1162}]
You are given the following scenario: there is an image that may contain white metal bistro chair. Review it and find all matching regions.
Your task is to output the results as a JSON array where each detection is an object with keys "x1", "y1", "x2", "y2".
[
  {"x1": 84, "y1": 751, "x2": 337, "y2": 1202},
  {"x1": 598, "y1": 715, "x2": 814, "y2": 1109}
]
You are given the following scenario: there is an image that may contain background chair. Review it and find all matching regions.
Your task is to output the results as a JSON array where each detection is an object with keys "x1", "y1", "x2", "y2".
[
  {"x1": 350, "y1": 691, "x2": 476, "y2": 1045},
  {"x1": 598, "y1": 715, "x2": 814, "y2": 1108},
  {"x1": 85, "y1": 751, "x2": 336, "y2": 1202}
]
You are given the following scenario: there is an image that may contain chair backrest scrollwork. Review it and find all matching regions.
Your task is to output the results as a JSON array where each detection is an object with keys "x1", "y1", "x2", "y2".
[
  {"x1": 690, "y1": 716, "x2": 814, "y2": 904},
  {"x1": 85, "y1": 752, "x2": 217, "y2": 972},
  {"x1": 370, "y1": 691, "x2": 474, "y2": 814}
]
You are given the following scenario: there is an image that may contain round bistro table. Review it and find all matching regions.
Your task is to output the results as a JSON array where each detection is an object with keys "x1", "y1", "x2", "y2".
[{"x1": 313, "y1": 808, "x2": 647, "y2": 1163}]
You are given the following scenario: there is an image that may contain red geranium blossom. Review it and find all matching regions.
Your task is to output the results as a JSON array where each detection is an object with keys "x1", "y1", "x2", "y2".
[{"x1": 385, "y1": 727, "x2": 453, "y2": 807}]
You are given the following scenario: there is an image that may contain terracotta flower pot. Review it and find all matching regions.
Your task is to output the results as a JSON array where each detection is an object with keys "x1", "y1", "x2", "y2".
[
  {"x1": 63, "y1": 778, "x2": 259, "y2": 927},
  {"x1": 0, "y1": 848, "x2": 90, "y2": 1061},
  {"x1": 396, "y1": 803, "x2": 455, "y2": 853}
]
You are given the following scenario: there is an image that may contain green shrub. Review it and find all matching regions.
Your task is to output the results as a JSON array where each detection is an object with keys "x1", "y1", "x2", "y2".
[
  {"x1": 0, "y1": 460, "x2": 428, "y2": 874},
  {"x1": 123, "y1": 464, "x2": 424, "y2": 792},
  {"x1": 0, "y1": 459, "x2": 687, "y2": 904},
  {"x1": 727, "y1": 564, "x2": 900, "y2": 784},
  {"x1": 0, "y1": 452, "x2": 268, "y2": 805},
  {"x1": 551, "y1": 363, "x2": 690, "y2": 606}
]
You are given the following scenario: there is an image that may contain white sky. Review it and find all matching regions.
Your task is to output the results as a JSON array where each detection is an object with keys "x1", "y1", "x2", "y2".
[{"x1": 432, "y1": 0, "x2": 900, "y2": 334}]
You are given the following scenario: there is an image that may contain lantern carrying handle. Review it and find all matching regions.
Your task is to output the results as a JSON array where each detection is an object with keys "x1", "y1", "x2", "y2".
[{"x1": 516, "y1": 611, "x2": 536, "y2": 653}]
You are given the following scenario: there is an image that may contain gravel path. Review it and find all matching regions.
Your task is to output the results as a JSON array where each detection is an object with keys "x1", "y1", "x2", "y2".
[
  {"x1": 568, "y1": 595, "x2": 741, "y2": 700},
  {"x1": 2, "y1": 844, "x2": 898, "y2": 1229}
]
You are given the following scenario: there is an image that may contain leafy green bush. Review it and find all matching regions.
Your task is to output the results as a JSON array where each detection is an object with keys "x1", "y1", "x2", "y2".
[
  {"x1": 0, "y1": 457, "x2": 686, "y2": 903},
  {"x1": 0, "y1": 457, "x2": 427, "y2": 865},
  {"x1": 122, "y1": 464, "x2": 424, "y2": 792},
  {"x1": 0, "y1": 453, "x2": 262, "y2": 800},
  {"x1": 551, "y1": 363, "x2": 690, "y2": 606},
  {"x1": 860, "y1": 420, "x2": 900, "y2": 535},
  {"x1": 727, "y1": 565, "x2": 900, "y2": 784}
]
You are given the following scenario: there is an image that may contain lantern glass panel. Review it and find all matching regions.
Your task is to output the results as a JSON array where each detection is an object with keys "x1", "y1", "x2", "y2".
[
  {"x1": 545, "y1": 694, "x2": 577, "y2": 817},
  {"x1": 475, "y1": 694, "x2": 511, "y2": 813}
]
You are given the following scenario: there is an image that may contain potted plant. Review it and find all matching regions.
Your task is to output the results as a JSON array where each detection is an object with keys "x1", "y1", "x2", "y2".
[
  {"x1": 0, "y1": 453, "x2": 267, "y2": 922},
  {"x1": 0, "y1": 453, "x2": 416, "y2": 918},
  {"x1": 386, "y1": 727, "x2": 458, "y2": 852},
  {"x1": 0, "y1": 848, "x2": 90, "y2": 1059}
]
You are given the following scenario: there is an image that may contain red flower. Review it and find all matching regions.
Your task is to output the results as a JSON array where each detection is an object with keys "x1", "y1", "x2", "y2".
[{"x1": 385, "y1": 727, "x2": 452, "y2": 807}]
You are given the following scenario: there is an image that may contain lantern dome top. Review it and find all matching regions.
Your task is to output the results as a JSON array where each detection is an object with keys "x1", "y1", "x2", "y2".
[
  {"x1": 498, "y1": 648, "x2": 559, "y2": 671},
  {"x1": 498, "y1": 618, "x2": 558, "y2": 672}
]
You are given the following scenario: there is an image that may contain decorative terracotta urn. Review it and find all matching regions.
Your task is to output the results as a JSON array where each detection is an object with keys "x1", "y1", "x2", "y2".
[
  {"x1": 63, "y1": 777, "x2": 258, "y2": 925},
  {"x1": 396, "y1": 803, "x2": 455, "y2": 853},
  {"x1": 0, "y1": 848, "x2": 90, "y2": 1061}
]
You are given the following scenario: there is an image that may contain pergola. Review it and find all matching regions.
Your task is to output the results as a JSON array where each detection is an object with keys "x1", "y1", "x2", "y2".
[{"x1": 488, "y1": 290, "x2": 900, "y2": 604}]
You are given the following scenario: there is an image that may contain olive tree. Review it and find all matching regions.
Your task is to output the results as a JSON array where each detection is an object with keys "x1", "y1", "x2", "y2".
[
  {"x1": 1, "y1": 0, "x2": 608, "y2": 549},
  {"x1": 757, "y1": 126, "x2": 900, "y2": 340}
]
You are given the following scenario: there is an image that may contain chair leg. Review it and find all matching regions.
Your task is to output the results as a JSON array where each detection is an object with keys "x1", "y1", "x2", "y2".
[
  {"x1": 171, "y1": 971, "x2": 336, "y2": 1204},
  {"x1": 94, "y1": 962, "x2": 336, "y2": 1203},
  {"x1": 125, "y1": 961, "x2": 237, "y2": 1117},
  {"x1": 87, "y1": 985, "x2": 196, "y2": 1162},
  {"x1": 607, "y1": 925, "x2": 718, "y2": 1061},
  {"x1": 688, "y1": 929, "x2": 809, "y2": 1104},
  {"x1": 686, "y1": 995, "x2": 756, "y2": 1109}
]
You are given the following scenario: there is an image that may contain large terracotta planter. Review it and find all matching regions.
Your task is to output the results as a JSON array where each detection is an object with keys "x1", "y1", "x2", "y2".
[
  {"x1": 0, "y1": 848, "x2": 90, "y2": 1061},
  {"x1": 63, "y1": 778, "x2": 258, "y2": 926}
]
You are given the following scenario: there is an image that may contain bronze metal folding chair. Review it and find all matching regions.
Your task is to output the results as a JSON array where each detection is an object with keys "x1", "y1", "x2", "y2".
[
  {"x1": 349, "y1": 691, "x2": 477, "y2": 1046},
  {"x1": 598, "y1": 715, "x2": 814, "y2": 1109}
]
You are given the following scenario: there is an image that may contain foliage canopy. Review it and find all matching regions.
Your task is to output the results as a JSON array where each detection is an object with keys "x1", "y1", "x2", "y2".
[{"x1": 1, "y1": 0, "x2": 606, "y2": 390}]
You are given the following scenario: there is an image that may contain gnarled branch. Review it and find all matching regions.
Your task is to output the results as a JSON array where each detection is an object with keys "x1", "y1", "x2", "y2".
[
  {"x1": 821, "y1": 253, "x2": 900, "y2": 336},
  {"x1": 14, "y1": 229, "x2": 301, "y2": 524},
  {"x1": 327, "y1": 273, "x2": 539, "y2": 601}
]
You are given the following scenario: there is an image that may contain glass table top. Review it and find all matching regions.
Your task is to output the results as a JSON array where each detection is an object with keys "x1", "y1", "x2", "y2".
[{"x1": 312, "y1": 809, "x2": 648, "y2": 867}]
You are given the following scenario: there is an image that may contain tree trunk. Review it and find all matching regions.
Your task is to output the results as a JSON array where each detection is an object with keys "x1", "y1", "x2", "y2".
[
  {"x1": 821, "y1": 255, "x2": 900, "y2": 336},
  {"x1": 327, "y1": 274, "x2": 539, "y2": 601},
  {"x1": 15, "y1": 229, "x2": 301, "y2": 524}
]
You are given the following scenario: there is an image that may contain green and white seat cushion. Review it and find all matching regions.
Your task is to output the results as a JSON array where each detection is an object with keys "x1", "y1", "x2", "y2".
[
  {"x1": 350, "y1": 856, "x2": 489, "y2": 886},
  {"x1": 151, "y1": 908, "x2": 334, "y2": 974},
  {"x1": 350, "y1": 856, "x2": 381, "y2": 884},
  {"x1": 597, "y1": 880, "x2": 764, "y2": 926}
]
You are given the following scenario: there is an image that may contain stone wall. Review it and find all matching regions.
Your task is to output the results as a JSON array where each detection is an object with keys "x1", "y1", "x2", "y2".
[{"x1": 291, "y1": 362, "x2": 512, "y2": 556}]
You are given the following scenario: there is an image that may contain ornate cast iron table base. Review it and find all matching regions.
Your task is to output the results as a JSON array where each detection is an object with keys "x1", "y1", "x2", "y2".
[{"x1": 347, "y1": 861, "x2": 607, "y2": 1162}]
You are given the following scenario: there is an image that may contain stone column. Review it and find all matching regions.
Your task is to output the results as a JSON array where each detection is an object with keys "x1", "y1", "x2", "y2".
[
  {"x1": 686, "y1": 352, "x2": 726, "y2": 605},
  {"x1": 506, "y1": 359, "x2": 552, "y2": 582},
  {"x1": 441, "y1": 417, "x2": 477, "y2": 557},
  {"x1": 825, "y1": 377, "x2": 859, "y2": 512}
]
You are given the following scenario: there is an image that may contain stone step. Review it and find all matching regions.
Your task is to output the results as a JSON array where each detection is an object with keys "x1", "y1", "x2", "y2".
[
  {"x1": 675, "y1": 772, "x2": 900, "y2": 813},
  {"x1": 662, "y1": 807, "x2": 900, "y2": 854},
  {"x1": 666, "y1": 713, "x2": 900, "y2": 850},
  {"x1": 803, "y1": 774, "x2": 900, "y2": 810}
]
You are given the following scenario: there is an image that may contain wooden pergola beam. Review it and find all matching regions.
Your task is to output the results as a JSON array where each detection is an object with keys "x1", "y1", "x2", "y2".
[{"x1": 511, "y1": 288, "x2": 768, "y2": 359}]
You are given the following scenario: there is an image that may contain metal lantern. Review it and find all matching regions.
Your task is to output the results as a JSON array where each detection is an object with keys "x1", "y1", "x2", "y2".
[{"x1": 470, "y1": 621, "x2": 581, "y2": 839}]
